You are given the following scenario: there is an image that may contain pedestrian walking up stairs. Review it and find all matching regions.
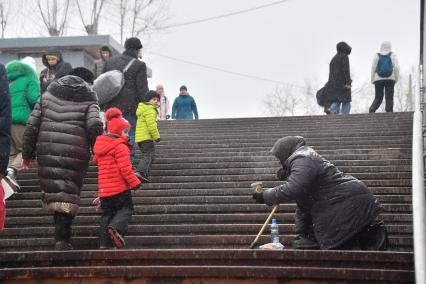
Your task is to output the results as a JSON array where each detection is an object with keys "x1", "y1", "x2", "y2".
[{"x1": 0, "y1": 112, "x2": 415, "y2": 283}]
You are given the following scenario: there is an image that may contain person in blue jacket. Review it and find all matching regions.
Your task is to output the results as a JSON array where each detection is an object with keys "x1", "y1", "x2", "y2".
[{"x1": 171, "y1": 85, "x2": 199, "y2": 120}]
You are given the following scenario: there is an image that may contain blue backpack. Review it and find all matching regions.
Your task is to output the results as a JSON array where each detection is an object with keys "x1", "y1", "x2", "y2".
[{"x1": 376, "y1": 52, "x2": 393, "y2": 77}]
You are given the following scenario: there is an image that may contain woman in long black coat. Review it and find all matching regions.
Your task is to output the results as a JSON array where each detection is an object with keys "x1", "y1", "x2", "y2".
[
  {"x1": 325, "y1": 42, "x2": 352, "y2": 115},
  {"x1": 253, "y1": 136, "x2": 387, "y2": 250},
  {"x1": 22, "y1": 72, "x2": 103, "y2": 250}
]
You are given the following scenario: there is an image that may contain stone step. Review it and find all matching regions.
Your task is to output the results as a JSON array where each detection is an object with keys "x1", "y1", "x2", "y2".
[
  {"x1": 158, "y1": 132, "x2": 413, "y2": 142},
  {"x1": 0, "y1": 235, "x2": 412, "y2": 252},
  {"x1": 157, "y1": 112, "x2": 411, "y2": 122},
  {"x1": 19, "y1": 159, "x2": 413, "y2": 176},
  {"x1": 4, "y1": 204, "x2": 413, "y2": 217},
  {"x1": 15, "y1": 166, "x2": 413, "y2": 181},
  {"x1": 15, "y1": 181, "x2": 415, "y2": 194},
  {"x1": 154, "y1": 136, "x2": 412, "y2": 144},
  {"x1": 136, "y1": 154, "x2": 411, "y2": 163},
  {"x1": 14, "y1": 173, "x2": 412, "y2": 188},
  {"x1": 157, "y1": 125, "x2": 413, "y2": 136},
  {"x1": 156, "y1": 118, "x2": 412, "y2": 129},
  {"x1": 150, "y1": 152, "x2": 411, "y2": 161},
  {"x1": 4, "y1": 213, "x2": 413, "y2": 227},
  {"x1": 0, "y1": 249, "x2": 414, "y2": 270},
  {"x1": 11, "y1": 187, "x2": 413, "y2": 200},
  {"x1": 0, "y1": 249, "x2": 414, "y2": 283},
  {"x1": 0, "y1": 223, "x2": 413, "y2": 238},
  {"x1": 53, "y1": 158, "x2": 421, "y2": 170},
  {"x1": 5, "y1": 195, "x2": 413, "y2": 208}
]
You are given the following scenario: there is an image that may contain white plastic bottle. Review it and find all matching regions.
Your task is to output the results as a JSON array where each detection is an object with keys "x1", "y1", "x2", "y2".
[{"x1": 271, "y1": 218, "x2": 280, "y2": 244}]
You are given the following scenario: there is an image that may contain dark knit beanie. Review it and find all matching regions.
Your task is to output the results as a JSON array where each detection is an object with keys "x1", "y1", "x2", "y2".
[
  {"x1": 145, "y1": 90, "x2": 160, "y2": 102},
  {"x1": 179, "y1": 85, "x2": 187, "y2": 91},
  {"x1": 124, "y1": 37, "x2": 143, "y2": 50},
  {"x1": 69, "y1": 67, "x2": 94, "y2": 84}
]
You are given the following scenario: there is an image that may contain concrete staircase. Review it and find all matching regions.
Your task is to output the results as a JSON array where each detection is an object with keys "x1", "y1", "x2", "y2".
[{"x1": 0, "y1": 112, "x2": 415, "y2": 283}]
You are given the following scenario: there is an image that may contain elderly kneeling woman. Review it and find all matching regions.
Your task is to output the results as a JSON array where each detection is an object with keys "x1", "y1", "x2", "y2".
[{"x1": 253, "y1": 136, "x2": 387, "y2": 250}]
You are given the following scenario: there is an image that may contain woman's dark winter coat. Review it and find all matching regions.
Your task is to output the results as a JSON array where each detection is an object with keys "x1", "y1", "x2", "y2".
[
  {"x1": 263, "y1": 136, "x2": 382, "y2": 249},
  {"x1": 0, "y1": 63, "x2": 11, "y2": 175},
  {"x1": 325, "y1": 42, "x2": 352, "y2": 103},
  {"x1": 22, "y1": 75, "x2": 103, "y2": 206},
  {"x1": 40, "y1": 50, "x2": 73, "y2": 94},
  {"x1": 103, "y1": 50, "x2": 149, "y2": 115}
]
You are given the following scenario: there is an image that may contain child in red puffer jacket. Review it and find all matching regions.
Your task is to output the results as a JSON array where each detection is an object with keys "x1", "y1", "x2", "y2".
[{"x1": 93, "y1": 107, "x2": 141, "y2": 249}]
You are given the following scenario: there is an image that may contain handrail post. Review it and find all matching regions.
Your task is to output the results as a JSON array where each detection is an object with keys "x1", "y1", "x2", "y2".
[{"x1": 412, "y1": 2, "x2": 426, "y2": 282}]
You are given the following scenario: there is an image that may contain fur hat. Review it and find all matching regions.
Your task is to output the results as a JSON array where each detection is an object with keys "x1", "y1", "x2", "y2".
[
  {"x1": 124, "y1": 37, "x2": 143, "y2": 50},
  {"x1": 105, "y1": 108, "x2": 131, "y2": 136},
  {"x1": 145, "y1": 90, "x2": 160, "y2": 102}
]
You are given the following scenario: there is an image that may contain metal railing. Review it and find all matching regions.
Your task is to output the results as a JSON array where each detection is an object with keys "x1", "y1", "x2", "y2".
[
  {"x1": 412, "y1": 63, "x2": 426, "y2": 284},
  {"x1": 412, "y1": 1, "x2": 426, "y2": 280}
]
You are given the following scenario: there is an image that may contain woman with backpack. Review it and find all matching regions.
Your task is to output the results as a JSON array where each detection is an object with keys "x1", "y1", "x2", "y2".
[{"x1": 369, "y1": 41, "x2": 400, "y2": 113}]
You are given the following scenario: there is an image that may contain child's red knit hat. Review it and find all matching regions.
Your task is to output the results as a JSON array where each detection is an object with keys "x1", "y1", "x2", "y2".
[{"x1": 105, "y1": 108, "x2": 131, "y2": 136}]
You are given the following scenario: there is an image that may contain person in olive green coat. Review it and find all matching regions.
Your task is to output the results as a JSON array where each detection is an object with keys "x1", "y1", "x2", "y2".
[
  {"x1": 134, "y1": 90, "x2": 160, "y2": 183},
  {"x1": 6, "y1": 59, "x2": 40, "y2": 189}
]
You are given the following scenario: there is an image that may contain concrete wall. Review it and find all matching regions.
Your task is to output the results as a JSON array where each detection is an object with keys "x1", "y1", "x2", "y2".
[{"x1": 0, "y1": 50, "x2": 96, "y2": 74}]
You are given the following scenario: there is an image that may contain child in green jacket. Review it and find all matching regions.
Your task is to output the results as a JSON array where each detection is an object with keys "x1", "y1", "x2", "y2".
[
  {"x1": 135, "y1": 90, "x2": 160, "y2": 183},
  {"x1": 6, "y1": 59, "x2": 40, "y2": 190}
]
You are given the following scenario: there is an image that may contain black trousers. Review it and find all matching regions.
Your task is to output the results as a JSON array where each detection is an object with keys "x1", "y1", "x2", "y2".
[
  {"x1": 333, "y1": 220, "x2": 388, "y2": 251},
  {"x1": 294, "y1": 202, "x2": 387, "y2": 250},
  {"x1": 369, "y1": 80, "x2": 395, "y2": 113},
  {"x1": 99, "y1": 190, "x2": 134, "y2": 247},
  {"x1": 54, "y1": 212, "x2": 75, "y2": 242},
  {"x1": 136, "y1": 140, "x2": 155, "y2": 178},
  {"x1": 294, "y1": 201, "x2": 316, "y2": 238}
]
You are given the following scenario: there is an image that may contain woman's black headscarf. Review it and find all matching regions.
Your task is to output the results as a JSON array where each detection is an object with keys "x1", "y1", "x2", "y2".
[{"x1": 270, "y1": 136, "x2": 306, "y2": 165}]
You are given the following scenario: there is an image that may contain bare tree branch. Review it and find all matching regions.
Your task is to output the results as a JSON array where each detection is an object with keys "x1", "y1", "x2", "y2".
[
  {"x1": 75, "y1": 0, "x2": 87, "y2": 29},
  {"x1": 263, "y1": 79, "x2": 324, "y2": 117},
  {"x1": 36, "y1": 0, "x2": 71, "y2": 36},
  {"x1": 120, "y1": 0, "x2": 127, "y2": 44},
  {"x1": 263, "y1": 86, "x2": 302, "y2": 116},
  {"x1": 0, "y1": 1, "x2": 9, "y2": 38},
  {"x1": 75, "y1": 0, "x2": 107, "y2": 35},
  {"x1": 107, "y1": 0, "x2": 168, "y2": 43}
]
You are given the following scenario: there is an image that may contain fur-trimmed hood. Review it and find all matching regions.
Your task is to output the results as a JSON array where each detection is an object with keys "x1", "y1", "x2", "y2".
[
  {"x1": 6, "y1": 60, "x2": 39, "y2": 82},
  {"x1": 42, "y1": 50, "x2": 64, "y2": 68},
  {"x1": 47, "y1": 75, "x2": 97, "y2": 103}
]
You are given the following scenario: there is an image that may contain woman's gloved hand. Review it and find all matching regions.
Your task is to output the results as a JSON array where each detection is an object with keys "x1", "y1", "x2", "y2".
[{"x1": 252, "y1": 191, "x2": 265, "y2": 204}]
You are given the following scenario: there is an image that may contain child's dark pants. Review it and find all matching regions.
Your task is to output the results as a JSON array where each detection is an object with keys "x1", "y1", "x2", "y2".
[
  {"x1": 99, "y1": 190, "x2": 134, "y2": 247},
  {"x1": 136, "y1": 140, "x2": 155, "y2": 178}
]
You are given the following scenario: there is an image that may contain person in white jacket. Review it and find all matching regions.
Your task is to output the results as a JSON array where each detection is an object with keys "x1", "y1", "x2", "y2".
[
  {"x1": 156, "y1": 84, "x2": 171, "y2": 120},
  {"x1": 369, "y1": 41, "x2": 400, "y2": 113}
]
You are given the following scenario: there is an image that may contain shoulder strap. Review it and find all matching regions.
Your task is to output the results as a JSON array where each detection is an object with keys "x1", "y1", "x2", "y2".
[{"x1": 123, "y1": 58, "x2": 137, "y2": 73}]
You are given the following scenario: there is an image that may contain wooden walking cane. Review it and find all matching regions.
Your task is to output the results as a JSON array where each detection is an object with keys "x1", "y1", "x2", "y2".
[{"x1": 249, "y1": 204, "x2": 279, "y2": 249}]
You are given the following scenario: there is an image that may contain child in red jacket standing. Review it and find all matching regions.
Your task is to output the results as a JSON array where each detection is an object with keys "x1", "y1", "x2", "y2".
[{"x1": 93, "y1": 107, "x2": 141, "y2": 249}]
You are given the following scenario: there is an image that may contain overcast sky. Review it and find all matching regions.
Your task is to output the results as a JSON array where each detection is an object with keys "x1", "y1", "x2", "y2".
[{"x1": 142, "y1": 0, "x2": 420, "y2": 118}]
